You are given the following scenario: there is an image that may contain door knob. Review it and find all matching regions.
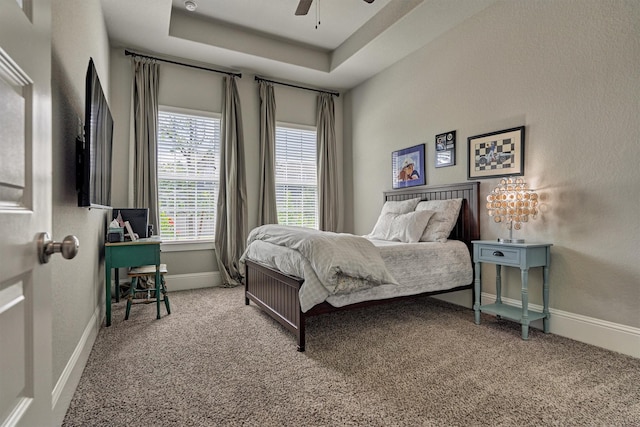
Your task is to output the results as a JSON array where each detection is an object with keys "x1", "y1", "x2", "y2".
[{"x1": 37, "y1": 232, "x2": 80, "y2": 264}]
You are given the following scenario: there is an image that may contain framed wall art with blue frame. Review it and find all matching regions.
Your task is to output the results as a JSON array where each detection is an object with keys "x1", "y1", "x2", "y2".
[{"x1": 392, "y1": 143, "x2": 426, "y2": 189}]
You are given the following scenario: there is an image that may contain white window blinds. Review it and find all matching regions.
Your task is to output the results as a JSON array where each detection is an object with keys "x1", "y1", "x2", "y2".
[
  {"x1": 157, "y1": 108, "x2": 220, "y2": 242},
  {"x1": 275, "y1": 124, "x2": 318, "y2": 229}
]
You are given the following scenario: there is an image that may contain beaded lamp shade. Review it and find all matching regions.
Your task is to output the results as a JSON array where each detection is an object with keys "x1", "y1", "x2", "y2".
[{"x1": 486, "y1": 177, "x2": 539, "y2": 243}]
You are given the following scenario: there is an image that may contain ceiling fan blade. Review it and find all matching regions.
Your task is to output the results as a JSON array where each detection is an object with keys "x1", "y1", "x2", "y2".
[{"x1": 295, "y1": 0, "x2": 313, "y2": 16}]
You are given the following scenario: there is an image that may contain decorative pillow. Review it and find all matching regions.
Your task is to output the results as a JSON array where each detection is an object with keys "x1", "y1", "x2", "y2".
[
  {"x1": 368, "y1": 197, "x2": 421, "y2": 238},
  {"x1": 381, "y1": 197, "x2": 421, "y2": 215},
  {"x1": 416, "y1": 198, "x2": 463, "y2": 242},
  {"x1": 369, "y1": 210, "x2": 434, "y2": 243},
  {"x1": 387, "y1": 210, "x2": 435, "y2": 243}
]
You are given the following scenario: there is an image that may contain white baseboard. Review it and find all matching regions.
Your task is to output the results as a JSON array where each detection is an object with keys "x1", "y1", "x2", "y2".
[
  {"x1": 116, "y1": 271, "x2": 222, "y2": 293},
  {"x1": 51, "y1": 304, "x2": 101, "y2": 425},
  {"x1": 479, "y1": 292, "x2": 640, "y2": 359},
  {"x1": 165, "y1": 271, "x2": 221, "y2": 292}
]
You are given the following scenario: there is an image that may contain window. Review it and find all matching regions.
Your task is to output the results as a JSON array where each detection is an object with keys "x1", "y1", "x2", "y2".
[
  {"x1": 157, "y1": 107, "x2": 220, "y2": 242},
  {"x1": 275, "y1": 124, "x2": 318, "y2": 229}
]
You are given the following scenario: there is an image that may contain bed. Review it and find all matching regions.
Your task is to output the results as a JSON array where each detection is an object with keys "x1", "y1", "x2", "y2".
[{"x1": 243, "y1": 181, "x2": 480, "y2": 351}]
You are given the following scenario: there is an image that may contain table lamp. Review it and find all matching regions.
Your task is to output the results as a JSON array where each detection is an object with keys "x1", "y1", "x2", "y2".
[{"x1": 486, "y1": 177, "x2": 539, "y2": 243}]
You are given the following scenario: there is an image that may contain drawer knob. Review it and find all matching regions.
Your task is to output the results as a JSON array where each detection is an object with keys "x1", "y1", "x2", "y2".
[{"x1": 492, "y1": 251, "x2": 504, "y2": 257}]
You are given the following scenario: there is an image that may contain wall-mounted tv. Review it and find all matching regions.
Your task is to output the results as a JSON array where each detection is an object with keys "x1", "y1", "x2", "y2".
[{"x1": 77, "y1": 58, "x2": 113, "y2": 208}]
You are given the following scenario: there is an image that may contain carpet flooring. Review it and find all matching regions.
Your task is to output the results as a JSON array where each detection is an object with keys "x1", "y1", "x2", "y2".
[{"x1": 63, "y1": 286, "x2": 640, "y2": 426}]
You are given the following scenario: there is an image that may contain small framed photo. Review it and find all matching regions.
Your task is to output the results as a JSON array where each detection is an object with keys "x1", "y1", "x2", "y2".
[
  {"x1": 124, "y1": 220, "x2": 138, "y2": 241},
  {"x1": 392, "y1": 143, "x2": 426, "y2": 189},
  {"x1": 435, "y1": 131, "x2": 456, "y2": 168},
  {"x1": 467, "y1": 126, "x2": 525, "y2": 179}
]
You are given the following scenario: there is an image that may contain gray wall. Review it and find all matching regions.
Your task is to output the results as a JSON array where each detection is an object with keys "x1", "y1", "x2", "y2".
[
  {"x1": 51, "y1": 0, "x2": 111, "y2": 421},
  {"x1": 346, "y1": 0, "x2": 640, "y2": 328}
]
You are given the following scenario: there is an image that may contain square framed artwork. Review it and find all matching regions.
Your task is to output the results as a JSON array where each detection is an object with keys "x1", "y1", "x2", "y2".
[
  {"x1": 392, "y1": 143, "x2": 426, "y2": 189},
  {"x1": 467, "y1": 126, "x2": 525, "y2": 179},
  {"x1": 435, "y1": 130, "x2": 456, "y2": 168}
]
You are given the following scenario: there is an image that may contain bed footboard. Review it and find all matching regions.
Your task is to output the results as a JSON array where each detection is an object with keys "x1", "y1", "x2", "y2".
[{"x1": 244, "y1": 259, "x2": 306, "y2": 351}]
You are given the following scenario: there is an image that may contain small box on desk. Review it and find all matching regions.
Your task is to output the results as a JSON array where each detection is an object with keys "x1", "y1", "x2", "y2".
[{"x1": 107, "y1": 227, "x2": 124, "y2": 243}]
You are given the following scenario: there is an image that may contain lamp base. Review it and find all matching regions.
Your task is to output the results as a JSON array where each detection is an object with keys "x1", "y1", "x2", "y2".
[{"x1": 498, "y1": 238, "x2": 525, "y2": 244}]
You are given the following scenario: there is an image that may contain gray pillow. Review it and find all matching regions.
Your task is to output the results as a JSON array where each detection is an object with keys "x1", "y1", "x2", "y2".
[{"x1": 416, "y1": 198, "x2": 463, "y2": 242}]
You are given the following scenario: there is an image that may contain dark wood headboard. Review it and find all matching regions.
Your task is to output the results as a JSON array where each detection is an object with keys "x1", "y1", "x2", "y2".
[{"x1": 383, "y1": 181, "x2": 480, "y2": 251}]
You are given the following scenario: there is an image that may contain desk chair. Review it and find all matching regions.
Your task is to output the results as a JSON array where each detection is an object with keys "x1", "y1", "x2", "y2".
[{"x1": 125, "y1": 264, "x2": 171, "y2": 320}]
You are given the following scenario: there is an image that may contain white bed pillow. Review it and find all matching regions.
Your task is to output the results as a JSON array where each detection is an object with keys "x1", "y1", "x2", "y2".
[
  {"x1": 416, "y1": 198, "x2": 463, "y2": 242},
  {"x1": 369, "y1": 210, "x2": 434, "y2": 243},
  {"x1": 368, "y1": 197, "x2": 421, "y2": 238},
  {"x1": 381, "y1": 197, "x2": 421, "y2": 215}
]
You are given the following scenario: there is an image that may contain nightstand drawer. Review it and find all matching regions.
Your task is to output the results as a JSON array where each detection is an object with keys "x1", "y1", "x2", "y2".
[{"x1": 476, "y1": 245, "x2": 521, "y2": 267}]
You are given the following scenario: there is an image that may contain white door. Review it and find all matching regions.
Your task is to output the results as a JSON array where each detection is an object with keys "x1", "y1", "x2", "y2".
[{"x1": 0, "y1": 0, "x2": 53, "y2": 425}]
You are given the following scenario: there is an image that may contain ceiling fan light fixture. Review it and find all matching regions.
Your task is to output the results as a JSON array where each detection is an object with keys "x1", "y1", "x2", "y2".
[{"x1": 184, "y1": 0, "x2": 197, "y2": 12}]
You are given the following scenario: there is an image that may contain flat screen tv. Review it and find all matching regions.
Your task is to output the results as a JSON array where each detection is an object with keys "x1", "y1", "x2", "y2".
[{"x1": 77, "y1": 58, "x2": 113, "y2": 208}]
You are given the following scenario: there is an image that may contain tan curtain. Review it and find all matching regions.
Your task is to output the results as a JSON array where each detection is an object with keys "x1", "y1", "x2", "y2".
[
  {"x1": 316, "y1": 93, "x2": 338, "y2": 232},
  {"x1": 258, "y1": 80, "x2": 278, "y2": 225},
  {"x1": 215, "y1": 76, "x2": 248, "y2": 287},
  {"x1": 132, "y1": 57, "x2": 160, "y2": 234}
]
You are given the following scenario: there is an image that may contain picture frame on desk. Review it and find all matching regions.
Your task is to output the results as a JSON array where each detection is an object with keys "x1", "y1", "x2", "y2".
[{"x1": 124, "y1": 221, "x2": 138, "y2": 241}]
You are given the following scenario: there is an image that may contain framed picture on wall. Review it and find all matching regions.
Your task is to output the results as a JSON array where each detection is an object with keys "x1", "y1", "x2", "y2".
[
  {"x1": 467, "y1": 126, "x2": 525, "y2": 179},
  {"x1": 392, "y1": 144, "x2": 426, "y2": 189},
  {"x1": 435, "y1": 130, "x2": 456, "y2": 168}
]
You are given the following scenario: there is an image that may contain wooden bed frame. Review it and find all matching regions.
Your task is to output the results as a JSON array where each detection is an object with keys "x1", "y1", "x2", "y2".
[{"x1": 244, "y1": 181, "x2": 480, "y2": 351}]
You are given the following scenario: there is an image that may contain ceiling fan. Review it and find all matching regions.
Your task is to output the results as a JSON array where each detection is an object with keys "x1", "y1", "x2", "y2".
[{"x1": 295, "y1": 0, "x2": 375, "y2": 16}]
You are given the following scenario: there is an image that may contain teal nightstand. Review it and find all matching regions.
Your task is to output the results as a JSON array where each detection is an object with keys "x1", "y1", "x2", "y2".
[{"x1": 472, "y1": 240, "x2": 552, "y2": 339}]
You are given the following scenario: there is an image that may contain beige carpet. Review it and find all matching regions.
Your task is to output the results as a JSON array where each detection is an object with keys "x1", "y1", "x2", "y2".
[{"x1": 63, "y1": 286, "x2": 640, "y2": 426}]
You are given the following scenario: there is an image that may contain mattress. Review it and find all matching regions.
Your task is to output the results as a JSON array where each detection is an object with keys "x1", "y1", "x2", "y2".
[{"x1": 327, "y1": 238, "x2": 472, "y2": 307}]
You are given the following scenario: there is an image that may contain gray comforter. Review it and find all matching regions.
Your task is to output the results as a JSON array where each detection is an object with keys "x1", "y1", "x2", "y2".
[{"x1": 241, "y1": 225, "x2": 398, "y2": 311}]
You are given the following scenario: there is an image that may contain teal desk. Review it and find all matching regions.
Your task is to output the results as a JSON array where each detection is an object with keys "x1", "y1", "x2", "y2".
[{"x1": 105, "y1": 237, "x2": 162, "y2": 326}]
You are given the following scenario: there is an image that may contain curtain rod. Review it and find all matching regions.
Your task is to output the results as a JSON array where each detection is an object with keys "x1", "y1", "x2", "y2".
[
  {"x1": 255, "y1": 76, "x2": 339, "y2": 97},
  {"x1": 125, "y1": 50, "x2": 242, "y2": 78}
]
